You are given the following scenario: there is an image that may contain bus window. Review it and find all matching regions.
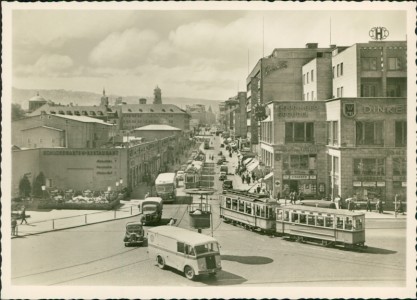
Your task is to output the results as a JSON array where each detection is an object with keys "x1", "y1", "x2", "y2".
[
  {"x1": 345, "y1": 217, "x2": 353, "y2": 230},
  {"x1": 336, "y1": 217, "x2": 343, "y2": 229},
  {"x1": 277, "y1": 209, "x2": 283, "y2": 220},
  {"x1": 300, "y1": 214, "x2": 306, "y2": 224},
  {"x1": 225, "y1": 197, "x2": 231, "y2": 209},
  {"x1": 255, "y1": 205, "x2": 260, "y2": 216},
  {"x1": 316, "y1": 216, "x2": 324, "y2": 226},
  {"x1": 307, "y1": 214, "x2": 315, "y2": 226},
  {"x1": 325, "y1": 216, "x2": 333, "y2": 228},
  {"x1": 284, "y1": 211, "x2": 290, "y2": 221},
  {"x1": 177, "y1": 242, "x2": 185, "y2": 253},
  {"x1": 245, "y1": 203, "x2": 252, "y2": 215},
  {"x1": 232, "y1": 199, "x2": 238, "y2": 210},
  {"x1": 238, "y1": 200, "x2": 245, "y2": 212}
]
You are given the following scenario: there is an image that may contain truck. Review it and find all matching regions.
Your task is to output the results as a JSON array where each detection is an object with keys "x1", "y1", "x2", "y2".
[
  {"x1": 155, "y1": 173, "x2": 177, "y2": 203},
  {"x1": 137, "y1": 197, "x2": 163, "y2": 225},
  {"x1": 147, "y1": 226, "x2": 222, "y2": 280},
  {"x1": 220, "y1": 164, "x2": 228, "y2": 174}
]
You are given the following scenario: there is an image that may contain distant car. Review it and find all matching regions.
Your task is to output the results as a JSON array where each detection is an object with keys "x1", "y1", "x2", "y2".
[
  {"x1": 222, "y1": 179, "x2": 233, "y2": 190},
  {"x1": 220, "y1": 144, "x2": 224, "y2": 148},
  {"x1": 176, "y1": 171, "x2": 185, "y2": 181},
  {"x1": 219, "y1": 172, "x2": 227, "y2": 181},
  {"x1": 218, "y1": 151, "x2": 223, "y2": 156}
]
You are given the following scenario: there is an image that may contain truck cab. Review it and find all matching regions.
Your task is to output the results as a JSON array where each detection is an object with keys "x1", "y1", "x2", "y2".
[{"x1": 137, "y1": 197, "x2": 163, "y2": 225}]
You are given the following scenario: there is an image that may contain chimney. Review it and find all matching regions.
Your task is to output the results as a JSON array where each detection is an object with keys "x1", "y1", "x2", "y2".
[
  {"x1": 306, "y1": 43, "x2": 318, "y2": 49},
  {"x1": 139, "y1": 98, "x2": 147, "y2": 104},
  {"x1": 330, "y1": 44, "x2": 337, "y2": 49}
]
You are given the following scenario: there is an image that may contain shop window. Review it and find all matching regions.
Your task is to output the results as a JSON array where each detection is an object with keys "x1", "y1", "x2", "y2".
[
  {"x1": 395, "y1": 121, "x2": 406, "y2": 147},
  {"x1": 353, "y1": 158, "x2": 385, "y2": 176},
  {"x1": 231, "y1": 199, "x2": 238, "y2": 210},
  {"x1": 356, "y1": 121, "x2": 384, "y2": 145},
  {"x1": 387, "y1": 57, "x2": 402, "y2": 70},
  {"x1": 361, "y1": 57, "x2": 377, "y2": 71},
  {"x1": 285, "y1": 122, "x2": 314, "y2": 143},
  {"x1": 393, "y1": 157, "x2": 406, "y2": 176}
]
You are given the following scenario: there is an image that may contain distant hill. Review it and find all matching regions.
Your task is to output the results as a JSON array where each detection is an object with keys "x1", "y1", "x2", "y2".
[{"x1": 12, "y1": 87, "x2": 222, "y2": 112}]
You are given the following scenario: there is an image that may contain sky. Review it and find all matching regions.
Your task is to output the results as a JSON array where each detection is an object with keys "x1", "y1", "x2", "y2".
[{"x1": 11, "y1": 5, "x2": 408, "y2": 100}]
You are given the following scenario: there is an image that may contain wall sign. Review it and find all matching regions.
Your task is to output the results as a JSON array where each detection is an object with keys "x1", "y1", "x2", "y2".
[{"x1": 343, "y1": 103, "x2": 356, "y2": 118}]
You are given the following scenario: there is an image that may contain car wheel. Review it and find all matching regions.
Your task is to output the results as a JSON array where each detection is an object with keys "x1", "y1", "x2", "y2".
[
  {"x1": 184, "y1": 265, "x2": 195, "y2": 280},
  {"x1": 124, "y1": 243, "x2": 129, "y2": 247},
  {"x1": 156, "y1": 255, "x2": 165, "y2": 269}
]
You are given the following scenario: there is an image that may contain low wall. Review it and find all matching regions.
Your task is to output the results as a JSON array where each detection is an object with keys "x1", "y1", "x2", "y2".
[{"x1": 37, "y1": 199, "x2": 120, "y2": 210}]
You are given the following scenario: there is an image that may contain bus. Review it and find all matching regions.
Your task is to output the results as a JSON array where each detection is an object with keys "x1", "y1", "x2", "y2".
[
  {"x1": 155, "y1": 173, "x2": 177, "y2": 203},
  {"x1": 147, "y1": 226, "x2": 222, "y2": 280}
]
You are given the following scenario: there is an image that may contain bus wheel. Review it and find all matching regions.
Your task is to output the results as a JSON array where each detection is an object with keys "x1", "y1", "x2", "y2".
[
  {"x1": 184, "y1": 265, "x2": 195, "y2": 280},
  {"x1": 156, "y1": 256, "x2": 165, "y2": 269}
]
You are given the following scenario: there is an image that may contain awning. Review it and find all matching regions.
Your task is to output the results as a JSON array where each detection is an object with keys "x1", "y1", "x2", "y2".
[
  {"x1": 243, "y1": 158, "x2": 253, "y2": 165},
  {"x1": 247, "y1": 159, "x2": 259, "y2": 172},
  {"x1": 264, "y1": 172, "x2": 274, "y2": 180}
]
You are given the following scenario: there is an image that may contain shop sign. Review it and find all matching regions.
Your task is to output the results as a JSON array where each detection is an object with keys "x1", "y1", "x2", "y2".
[
  {"x1": 362, "y1": 182, "x2": 376, "y2": 187},
  {"x1": 309, "y1": 175, "x2": 317, "y2": 179},
  {"x1": 401, "y1": 182, "x2": 406, "y2": 187},
  {"x1": 283, "y1": 175, "x2": 289, "y2": 179},
  {"x1": 353, "y1": 181, "x2": 362, "y2": 187},
  {"x1": 362, "y1": 105, "x2": 405, "y2": 114},
  {"x1": 289, "y1": 175, "x2": 310, "y2": 180},
  {"x1": 376, "y1": 181, "x2": 386, "y2": 187}
]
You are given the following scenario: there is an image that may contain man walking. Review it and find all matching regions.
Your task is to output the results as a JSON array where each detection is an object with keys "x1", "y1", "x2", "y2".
[
  {"x1": 11, "y1": 218, "x2": 17, "y2": 236},
  {"x1": 20, "y1": 206, "x2": 28, "y2": 225}
]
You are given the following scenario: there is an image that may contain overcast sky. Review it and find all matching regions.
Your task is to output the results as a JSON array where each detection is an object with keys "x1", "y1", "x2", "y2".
[{"x1": 12, "y1": 7, "x2": 407, "y2": 100}]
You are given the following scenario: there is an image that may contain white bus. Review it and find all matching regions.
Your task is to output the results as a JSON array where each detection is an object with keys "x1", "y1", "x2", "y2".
[
  {"x1": 154, "y1": 172, "x2": 176, "y2": 203},
  {"x1": 147, "y1": 226, "x2": 222, "y2": 280}
]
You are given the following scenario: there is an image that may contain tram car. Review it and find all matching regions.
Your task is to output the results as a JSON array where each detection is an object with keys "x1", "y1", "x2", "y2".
[
  {"x1": 219, "y1": 190, "x2": 280, "y2": 234},
  {"x1": 276, "y1": 205, "x2": 365, "y2": 248}
]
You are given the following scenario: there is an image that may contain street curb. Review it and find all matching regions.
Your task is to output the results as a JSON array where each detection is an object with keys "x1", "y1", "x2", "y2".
[{"x1": 11, "y1": 212, "x2": 141, "y2": 239}]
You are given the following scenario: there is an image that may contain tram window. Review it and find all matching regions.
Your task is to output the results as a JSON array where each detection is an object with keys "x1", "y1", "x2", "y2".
[
  {"x1": 260, "y1": 206, "x2": 266, "y2": 218},
  {"x1": 292, "y1": 213, "x2": 299, "y2": 223},
  {"x1": 238, "y1": 201, "x2": 244, "y2": 212},
  {"x1": 345, "y1": 217, "x2": 353, "y2": 230},
  {"x1": 336, "y1": 217, "x2": 343, "y2": 229},
  {"x1": 354, "y1": 218, "x2": 363, "y2": 230},
  {"x1": 316, "y1": 216, "x2": 324, "y2": 226},
  {"x1": 226, "y1": 198, "x2": 231, "y2": 209},
  {"x1": 307, "y1": 215, "x2": 315, "y2": 225},
  {"x1": 300, "y1": 214, "x2": 306, "y2": 224},
  {"x1": 325, "y1": 216, "x2": 333, "y2": 228},
  {"x1": 284, "y1": 211, "x2": 289, "y2": 221},
  {"x1": 232, "y1": 199, "x2": 238, "y2": 210},
  {"x1": 245, "y1": 203, "x2": 252, "y2": 215},
  {"x1": 277, "y1": 210, "x2": 283, "y2": 220}
]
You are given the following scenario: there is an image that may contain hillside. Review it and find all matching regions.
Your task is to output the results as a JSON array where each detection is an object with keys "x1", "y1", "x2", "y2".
[{"x1": 12, "y1": 87, "x2": 221, "y2": 111}]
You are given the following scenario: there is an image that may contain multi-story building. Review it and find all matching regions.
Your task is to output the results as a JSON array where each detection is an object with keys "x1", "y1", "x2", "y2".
[
  {"x1": 12, "y1": 114, "x2": 115, "y2": 149},
  {"x1": 186, "y1": 104, "x2": 215, "y2": 127}
]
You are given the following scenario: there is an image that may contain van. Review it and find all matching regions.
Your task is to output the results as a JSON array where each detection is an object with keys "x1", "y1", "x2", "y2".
[
  {"x1": 220, "y1": 165, "x2": 228, "y2": 174},
  {"x1": 147, "y1": 226, "x2": 222, "y2": 280}
]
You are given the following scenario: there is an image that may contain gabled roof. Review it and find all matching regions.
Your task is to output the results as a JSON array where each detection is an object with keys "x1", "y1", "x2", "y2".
[
  {"x1": 120, "y1": 104, "x2": 187, "y2": 114},
  {"x1": 52, "y1": 114, "x2": 114, "y2": 125},
  {"x1": 134, "y1": 124, "x2": 181, "y2": 131},
  {"x1": 21, "y1": 125, "x2": 64, "y2": 132},
  {"x1": 27, "y1": 103, "x2": 113, "y2": 117}
]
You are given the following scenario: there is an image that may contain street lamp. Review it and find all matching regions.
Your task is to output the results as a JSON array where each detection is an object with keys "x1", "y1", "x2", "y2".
[
  {"x1": 116, "y1": 181, "x2": 119, "y2": 192},
  {"x1": 41, "y1": 185, "x2": 46, "y2": 200}
]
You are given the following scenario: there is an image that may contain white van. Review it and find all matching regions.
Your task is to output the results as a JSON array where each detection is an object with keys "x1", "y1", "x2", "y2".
[{"x1": 147, "y1": 226, "x2": 222, "y2": 280}]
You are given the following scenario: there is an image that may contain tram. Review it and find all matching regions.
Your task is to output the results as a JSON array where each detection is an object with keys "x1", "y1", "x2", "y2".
[
  {"x1": 219, "y1": 190, "x2": 280, "y2": 234},
  {"x1": 276, "y1": 205, "x2": 365, "y2": 248}
]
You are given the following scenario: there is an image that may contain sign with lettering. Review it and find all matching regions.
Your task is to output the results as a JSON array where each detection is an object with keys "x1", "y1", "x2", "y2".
[
  {"x1": 353, "y1": 181, "x2": 362, "y2": 187},
  {"x1": 343, "y1": 103, "x2": 356, "y2": 117},
  {"x1": 362, "y1": 105, "x2": 405, "y2": 114},
  {"x1": 376, "y1": 181, "x2": 386, "y2": 187}
]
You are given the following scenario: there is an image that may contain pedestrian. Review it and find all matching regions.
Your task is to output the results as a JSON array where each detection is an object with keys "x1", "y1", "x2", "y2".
[
  {"x1": 256, "y1": 185, "x2": 261, "y2": 193},
  {"x1": 246, "y1": 174, "x2": 251, "y2": 184},
  {"x1": 11, "y1": 218, "x2": 17, "y2": 236},
  {"x1": 377, "y1": 198, "x2": 383, "y2": 214},
  {"x1": 298, "y1": 190, "x2": 304, "y2": 201},
  {"x1": 276, "y1": 191, "x2": 281, "y2": 201},
  {"x1": 289, "y1": 191, "x2": 294, "y2": 204},
  {"x1": 293, "y1": 191, "x2": 299, "y2": 204},
  {"x1": 20, "y1": 206, "x2": 28, "y2": 225},
  {"x1": 366, "y1": 196, "x2": 372, "y2": 212},
  {"x1": 251, "y1": 172, "x2": 256, "y2": 182},
  {"x1": 397, "y1": 199, "x2": 404, "y2": 215},
  {"x1": 241, "y1": 174, "x2": 245, "y2": 184}
]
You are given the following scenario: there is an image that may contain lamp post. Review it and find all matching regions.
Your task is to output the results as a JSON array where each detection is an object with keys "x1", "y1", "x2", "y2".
[
  {"x1": 41, "y1": 185, "x2": 46, "y2": 200},
  {"x1": 107, "y1": 186, "x2": 111, "y2": 201},
  {"x1": 116, "y1": 182, "x2": 119, "y2": 192}
]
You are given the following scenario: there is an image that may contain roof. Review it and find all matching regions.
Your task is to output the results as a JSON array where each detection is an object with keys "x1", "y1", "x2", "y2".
[
  {"x1": 148, "y1": 226, "x2": 218, "y2": 245},
  {"x1": 29, "y1": 93, "x2": 47, "y2": 102},
  {"x1": 27, "y1": 103, "x2": 113, "y2": 117},
  {"x1": 21, "y1": 125, "x2": 63, "y2": 132},
  {"x1": 53, "y1": 114, "x2": 114, "y2": 125},
  {"x1": 155, "y1": 172, "x2": 176, "y2": 184},
  {"x1": 134, "y1": 124, "x2": 181, "y2": 131},
  {"x1": 284, "y1": 204, "x2": 365, "y2": 217},
  {"x1": 120, "y1": 104, "x2": 187, "y2": 114}
]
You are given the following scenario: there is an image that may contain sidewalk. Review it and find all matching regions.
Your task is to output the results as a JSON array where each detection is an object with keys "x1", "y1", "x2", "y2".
[{"x1": 11, "y1": 200, "x2": 141, "y2": 238}]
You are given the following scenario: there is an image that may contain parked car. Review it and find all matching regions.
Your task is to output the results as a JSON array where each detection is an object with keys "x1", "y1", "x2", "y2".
[
  {"x1": 219, "y1": 171, "x2": 227, "y2": 181},
  {"x1": 222, "y1": 179, "x2": 233, "y2": 190}
]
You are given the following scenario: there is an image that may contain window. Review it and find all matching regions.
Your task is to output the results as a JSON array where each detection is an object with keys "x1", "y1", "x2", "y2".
[
  {"x1": 300, "y1": 214, "x2": 306, "y2": 224},
  {"x1": 395, "y1": 121, "x2": 406, "y2": 147},
  {"x1": 307, "y1": 214, "x2": 315, "y2": 226},
  {"x1": 177, "y1": 242, "x2": 185, "y2": 253},
  {"x1": 283, "y1": 155, "x2": 310, "y2": 170},
  {"x1": 311, "y1": 70, "x2": 314, "y2": 82},
  {"x1": 353, "y1": 158, "x2": 385, "y2": 176},
  {"x1": 393, "y1": 157, "x2": 406, "y2": 175},
  {"x1": 361, "y1": 84, "x2": 377, "y2": 97},
  {"x1": 306, "y1": 72, "x2": 309, "y2": 83},
  {"x1": 317, "y1": 216, "x2": 324, "y2": 226},
  {"x1": 356, "y1": 121, "x2": 384, "y2": 145},
  {"x1": 340, "y1": 63, "x2": 343, "y2": 76},
  {"x1": 362, "y1": 57, "x2": 377, "y2": 70},
  {"x1": 388, "y1": 57, "x2": 402, "y2": 70},
  {"x1": 245, "y1": 203, "x2": 252, "y2": 214},
  {"x1": 306, "y1": 92, "x2": 309, "y2": 101},
  {"x1": 238, "y1": 200, "x2": 244, "y2": 212},
  {"x1": 231, "y1": 199, "x2": 237, "y2": 210},
  {"x1": 337, "y1": 87, "x2": 340, "y2": 97},
  {"x1": 332, "y1": 121, "x2": 338, "y2": 145},
  {"x1": 303, "y1": 74, "x2": 305, "y2": 84},
  {"x1": 340, "y1": 87, "x2": 343, "y2": 97},
  {"x1": 336, "y1": 217, "x2": 343, "y2": 229},
  {"x1": 311, "y1": 91, "x2": 314, "y2": 100},
  {"x1": 325, "y1": 216, "x2": 333, "y2": 228},
  {"x1": 285, "y1": 122, "x2": 314, "y2": 143},
  {"x1": 387, "y1": 84, "x2": 401, "y2": 97},
  {"x1": 332, "y1": 66, "x2": 335, "y2": 78},
  {"x1": 337, "y1": 64, "x2": 340, "y2": 77}
]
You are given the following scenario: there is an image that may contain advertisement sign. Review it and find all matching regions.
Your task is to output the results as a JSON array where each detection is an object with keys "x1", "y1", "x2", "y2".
[
  {"x1": 362, "y1": 182, "x2": 376, "y2": 187},
  {"x1": 353, "y1": 181, "x2": 362, "y2": 187}
]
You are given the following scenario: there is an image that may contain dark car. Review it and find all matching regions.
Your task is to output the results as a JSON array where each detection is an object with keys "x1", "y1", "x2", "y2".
[
  {"x1": 220, "y1": 143, "x2": 224, "y2": 148},
  {"x1": 222, "y1": 179, "x2": 233, "y2": 190}
]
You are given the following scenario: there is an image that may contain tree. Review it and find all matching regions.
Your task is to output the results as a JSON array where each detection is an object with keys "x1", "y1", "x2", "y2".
[
  {"x1": 19, "y1": 175, "x2": 31, "y2": 198},
  {"x1": 12, "y1": 103, "x2": 26, "y2": 121},
  {"x1": 33, "y1": 172, "x2": 46, "y2": 198}
]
